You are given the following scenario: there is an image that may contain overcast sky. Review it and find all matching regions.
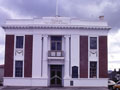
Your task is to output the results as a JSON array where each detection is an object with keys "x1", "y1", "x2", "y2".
[{"x1": 0, "y1": 0, "x2": 120, "y2": 70}]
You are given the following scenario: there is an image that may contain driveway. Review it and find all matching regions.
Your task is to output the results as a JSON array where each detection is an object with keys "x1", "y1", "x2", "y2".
[{"x1": 0, "y1": 87, "x2": 109, "y2": 90}]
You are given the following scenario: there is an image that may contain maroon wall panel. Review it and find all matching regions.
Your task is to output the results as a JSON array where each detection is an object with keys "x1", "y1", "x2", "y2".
[
  {"x1": 99, "y1": 36, "x2": 108, "y2": 78},
  {"x1": 4, "y1": 35, "x2": 14, "y2": 77},
  {"x1": 24, "y1": 35, "x2": 33, "y2": 77},
  {"x1": 80, "y1": 36, "x2": 88, "y2": 78}
]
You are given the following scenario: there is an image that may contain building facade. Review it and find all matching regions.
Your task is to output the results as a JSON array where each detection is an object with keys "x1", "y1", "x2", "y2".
[{"x1": 2, "y1": 17, "x2": 111, "y2": 87}]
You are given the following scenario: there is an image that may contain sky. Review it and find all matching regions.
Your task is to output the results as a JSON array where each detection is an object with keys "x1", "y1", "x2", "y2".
[{"x1": 0, "y1": 0, "x2": 120, "y2": 70}]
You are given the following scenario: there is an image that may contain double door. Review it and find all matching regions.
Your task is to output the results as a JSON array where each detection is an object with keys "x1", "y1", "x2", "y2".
[{"x1": 50, "y1": 65, "x2": 62, "y2": 86}]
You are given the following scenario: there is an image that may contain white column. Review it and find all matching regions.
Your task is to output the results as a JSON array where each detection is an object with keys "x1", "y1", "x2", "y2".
[
  {"x1": 32, "y1": 34, "x2": 42, "y2": 78},
  {"x1": 64, "y1": 35, "x2": 70, "y2": 79},
  {"x1": 42, "y1": 35, "x2": 48, "y2": 78}
]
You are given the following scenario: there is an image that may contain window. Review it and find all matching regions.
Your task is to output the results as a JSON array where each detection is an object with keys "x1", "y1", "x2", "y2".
[
  {"x1": 51, "y1": 36, "x2": 62, "y2": 50},
  {"x1": 90, "y1": 37, "x2": 97, "y2": 49},
  {"x1": 16, "y1": 36, "x2": 24, "y2": 48},
  {"x1": 72, "y1": 66, "x2": 78, "y2": 78},
  {"x1": 90, "y1": 62, "x2": 97, "y2": 78},
  {"x1": 15, "y1": 61, "x2": 23, "y2": 77}
]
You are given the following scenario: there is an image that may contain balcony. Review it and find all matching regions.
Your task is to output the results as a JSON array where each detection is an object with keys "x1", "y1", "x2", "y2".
[{"x1": 48, "y1": 51, "x2": 64, "y2": 60}]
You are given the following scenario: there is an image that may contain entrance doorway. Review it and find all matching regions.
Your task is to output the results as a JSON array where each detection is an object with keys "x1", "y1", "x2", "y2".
[{"x1": 50, "y1": 65, "x2": 62, "y2": 86}]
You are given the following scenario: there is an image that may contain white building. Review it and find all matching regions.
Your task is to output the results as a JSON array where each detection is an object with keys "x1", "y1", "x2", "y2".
[{"x1": 2, "y1": 16, "x2": 111, "y2": 87}]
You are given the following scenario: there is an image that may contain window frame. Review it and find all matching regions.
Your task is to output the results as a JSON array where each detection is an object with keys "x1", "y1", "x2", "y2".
[
  {"x1": 15, "y1": 61, "x2": 23, "y2": 77},
  {"x1": 89, "y1": 61, "x2": 97, "y2": 78},
  {"x1": 90, "y1": 37, "x2": 97, "y2": 49},
  {"x1": 50, "y1": 36, "x2": 62, "y2": 51},
  {"x1": 16, "y1": 36, "x2": 24, "y2": 49},
  {"x1": 72, "y1": 66, "x2": 78, "y2": 78}
]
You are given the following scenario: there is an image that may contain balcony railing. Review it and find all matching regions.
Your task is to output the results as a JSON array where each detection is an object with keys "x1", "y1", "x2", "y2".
[{"x1": 48, "y1": 51, "x2": 64, "y2": 57}]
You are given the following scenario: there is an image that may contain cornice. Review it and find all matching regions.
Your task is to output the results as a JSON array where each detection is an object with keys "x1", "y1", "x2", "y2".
[{"x1": 2, "y1": 25, "x2": 111, "y2": 30}]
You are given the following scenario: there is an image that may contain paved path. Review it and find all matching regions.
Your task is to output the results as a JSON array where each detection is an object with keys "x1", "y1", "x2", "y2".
[{"x1": 0, "y1": 87, "x2": 109, "y2": 90}]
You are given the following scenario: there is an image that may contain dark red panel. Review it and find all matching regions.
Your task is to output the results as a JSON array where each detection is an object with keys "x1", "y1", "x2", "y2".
[
  {"x1": 99, "y1": 36, "x2": 108, "y2": 78},
  {"x1": 80, "y1": 36, "x2": 88, "y2": 78},
  {"x1": 24, "y1": 35, "x2": 33, "y2": 77},
  {"x1": 4, "y1": 35, "x2": 14, "y2": 77}
]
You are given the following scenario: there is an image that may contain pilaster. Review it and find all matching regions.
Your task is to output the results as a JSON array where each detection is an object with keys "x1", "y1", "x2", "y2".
[
  {"x1": 64, "y1": 35, "x2": 70, "y2": 79},
  {"x1": 42, "y1": 35, "x2": 48, "y2": 78},
  {"x1": 32, "y1": 34, "x2": 42, "y2": 78}
]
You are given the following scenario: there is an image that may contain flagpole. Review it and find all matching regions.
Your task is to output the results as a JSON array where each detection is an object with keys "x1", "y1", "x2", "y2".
[{"x1": 56, "y1": 0, "x2": 58, "y2": 17}]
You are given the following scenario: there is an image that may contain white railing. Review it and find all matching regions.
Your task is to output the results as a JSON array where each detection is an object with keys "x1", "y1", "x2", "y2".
[{"x1": 48, "y1": 51, "x2": 64, "y2": 57}]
